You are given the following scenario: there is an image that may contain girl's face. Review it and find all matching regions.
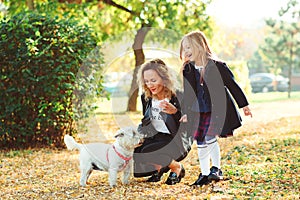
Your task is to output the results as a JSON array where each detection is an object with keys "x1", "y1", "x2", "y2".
[
  {"x1": 143, "y1": 69, "x2": 165, "y2": 99},
  {"x1": 182, "y1": 38, "x2": 196, "y2": 62}
]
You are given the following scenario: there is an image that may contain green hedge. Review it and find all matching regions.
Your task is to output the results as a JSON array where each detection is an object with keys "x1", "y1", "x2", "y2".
[{"x1": 0, "y1": 12, "x2": 101, "y2": 149}]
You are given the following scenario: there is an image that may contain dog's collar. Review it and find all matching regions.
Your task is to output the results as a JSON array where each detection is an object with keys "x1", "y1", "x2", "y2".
[
  {"x1": 106, "y1": 145, "x2": 132, "y2": 171},
  {"x1": 112, "y1": 145, "x2": 132, "y2": 161}
]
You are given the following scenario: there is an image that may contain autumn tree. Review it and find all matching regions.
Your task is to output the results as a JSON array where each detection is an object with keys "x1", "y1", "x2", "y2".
[
  {"x1": 53, "y1": 0, "x2": 214, "y2": 111},
  {"x1": 50, "y1": 0, "x2": 214, "y2": 111},
  {"x1": 98, "y1": 0, "x2": 213, "y2": 111},
  {"x1": 3, "y1": 0, "x2": 213, "y2": 111},
  {"x1": 259, "y1": 0, "x2": 300, "y2": 97}
]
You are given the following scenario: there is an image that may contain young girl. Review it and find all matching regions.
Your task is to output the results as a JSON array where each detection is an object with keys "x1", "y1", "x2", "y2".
[{"x1": 179, "y1": 31, "x2": 252, "y2": 186}]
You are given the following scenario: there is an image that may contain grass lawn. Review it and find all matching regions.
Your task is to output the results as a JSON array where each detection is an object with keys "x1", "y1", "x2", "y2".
[
  {"x1": 94, "y1": 91, "x2": 300, "y2": 113},
  {"x1": 249, "y1": 91, "x2": 300, "y2": 104}
]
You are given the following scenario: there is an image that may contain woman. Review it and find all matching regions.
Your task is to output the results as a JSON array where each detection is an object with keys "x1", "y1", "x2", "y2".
[{"x1": 133, "y1": 58, "x2": 186, "y2": 185}]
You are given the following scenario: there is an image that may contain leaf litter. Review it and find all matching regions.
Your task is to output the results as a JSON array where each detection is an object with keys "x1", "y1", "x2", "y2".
[{"x1": 0, "y1": 113, "x2": 299, "y2": 199}]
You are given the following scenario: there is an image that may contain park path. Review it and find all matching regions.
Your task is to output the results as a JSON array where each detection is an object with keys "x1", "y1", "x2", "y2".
[
  {"x1": 242, "y1": 99, "x2": 300, "y2": 124},
  {"x1": 236, "y1": 99, "x2": 300, "y2": 136}
]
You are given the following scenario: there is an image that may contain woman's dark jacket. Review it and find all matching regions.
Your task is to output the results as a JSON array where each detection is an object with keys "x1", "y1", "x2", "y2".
[
  {"x1": 140, "y1": 94, "x2": 182, "y2": 136},
  {"x1": 182, "y1": 59, "x2": 249, "y2": 137},
  {"x1": 133, "y1": 93, "x2": 189, "y2": 177}
]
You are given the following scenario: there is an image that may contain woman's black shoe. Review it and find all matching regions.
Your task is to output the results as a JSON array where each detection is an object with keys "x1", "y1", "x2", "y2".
[
  {"x1": 146, "y1": 167, "x2": 170, "y2": 182},
  {"x1": 165, "y1": 165, "x2": 185, "y2": 185},
  {"x1": 146, "y1": 171, "x2": 163, "y2": 182},
  {"x1": 191, "y1": 173, "x2": 211, "y2": 186}
]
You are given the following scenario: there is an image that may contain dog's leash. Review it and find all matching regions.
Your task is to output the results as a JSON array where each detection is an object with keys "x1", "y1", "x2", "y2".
[{"x1": 106, "y1": 145, "x2": 132, "y2": 171}]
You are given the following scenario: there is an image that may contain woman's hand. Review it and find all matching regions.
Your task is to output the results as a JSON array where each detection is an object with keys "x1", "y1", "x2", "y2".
[
  {"x1": 243, "y1": 106, "x2": 253, "y2": 118},
  {"x1": 159, "y1": 100, "x2": 177, "y2": 114}
]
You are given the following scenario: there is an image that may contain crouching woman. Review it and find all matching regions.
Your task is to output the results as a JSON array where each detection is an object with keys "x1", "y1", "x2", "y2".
[{"x1": 133, "y1": 58, "x2": 188, "y2": 185}]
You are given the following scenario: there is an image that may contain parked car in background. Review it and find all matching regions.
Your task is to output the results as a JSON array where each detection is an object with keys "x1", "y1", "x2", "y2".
[{"x1": 249, "y1": 73, "x2": 289, "y2": 93}]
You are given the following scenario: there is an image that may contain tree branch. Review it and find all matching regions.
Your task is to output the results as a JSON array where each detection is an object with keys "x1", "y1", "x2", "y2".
[
  {"x1": 57, "y1": 0, "x2": 136, "y2": 15},
  {"x1": 102, "y1": 0, "x2": 135, "y2": 15}
]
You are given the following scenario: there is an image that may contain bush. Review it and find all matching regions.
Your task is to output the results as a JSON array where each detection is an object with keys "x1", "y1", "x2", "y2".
[
  {"x1": 227, "y1": 60, "x2": 252, "y2": 96},
  {"x1": 0, "y1": 11, "x2": 101, "y2": 149}
]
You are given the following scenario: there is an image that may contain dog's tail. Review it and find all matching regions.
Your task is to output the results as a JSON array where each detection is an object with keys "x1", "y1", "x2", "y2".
[{"x1": 64, "y1": 135, "x2": 81, "y2": 151}]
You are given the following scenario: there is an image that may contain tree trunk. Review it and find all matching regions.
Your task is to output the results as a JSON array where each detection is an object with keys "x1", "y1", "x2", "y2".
[
  {"x1": 26, "y1": 0, "x2": 34, "y2": 10},
  {"x1": 127, "y1": 27, "x2": 150, "y2": 111},
  {"x1": 288, "y1": 32, "x2": 294, "y2": 98}
]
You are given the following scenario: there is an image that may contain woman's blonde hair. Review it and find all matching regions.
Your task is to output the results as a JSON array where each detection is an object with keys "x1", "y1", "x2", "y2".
[
  {"x1": 179, "y1": 30, "x2": 217, "y2": 64},
  {"x1": 137, "y1": 58, "x2": 176, "y2": 100}
]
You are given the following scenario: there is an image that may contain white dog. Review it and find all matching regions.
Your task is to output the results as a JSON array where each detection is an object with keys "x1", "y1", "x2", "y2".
[{"x1": 64, "y1": 127, "x2": 143, "y2": 187}]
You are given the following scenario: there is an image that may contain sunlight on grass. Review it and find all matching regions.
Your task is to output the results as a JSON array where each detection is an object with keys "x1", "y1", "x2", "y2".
[
  {"x1": 249, "y1": 91, "x2": 300, "y2": 103},
  {"x1": 95, "y1": 91, "x2": 300, "y2": 113},
  {"x1": 223, "y1": 136, "x2": 300, "y2": 198},
  {"x1": 94, "y1": 96, "x2": 143, "y2": 113}
]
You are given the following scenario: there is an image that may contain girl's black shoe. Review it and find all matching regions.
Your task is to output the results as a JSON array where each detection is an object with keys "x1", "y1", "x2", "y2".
[
  {"x1": 191, "y1": 173, "x2": 211, "y2": 186},
  {"x1": 208, "y1": 166, "x2": 223, "y2": 181},
  {"x1": 165, "y1": 165, "x2": 185, "y2": 185}
]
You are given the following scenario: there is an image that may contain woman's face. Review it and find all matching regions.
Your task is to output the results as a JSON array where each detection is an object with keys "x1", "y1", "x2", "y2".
[{"x1": 143, "y1": 69, "x2": 164, "y2": 98}]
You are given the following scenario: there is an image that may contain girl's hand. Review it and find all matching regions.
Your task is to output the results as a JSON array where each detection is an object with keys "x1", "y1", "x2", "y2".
[
  {"x1": 180, "y1": 55, "x2": 190, "y2": 72},
  {"x1": 159, "y1": 100, "x2": 177, "y2": 114},
  {"x1": 243, "y1": 106, "x2": 253, "y2": 118},
  {"x1": 182, "y1": 54, "x2": 190, "y2": 63},
  {"x1": 179, "y1": 114, "x2": 188, "y2": 122}
]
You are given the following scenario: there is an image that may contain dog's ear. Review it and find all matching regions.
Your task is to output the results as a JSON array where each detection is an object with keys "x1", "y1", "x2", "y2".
[{"x1": 115, "y1": 129, "x2": 124, "y2": 138}]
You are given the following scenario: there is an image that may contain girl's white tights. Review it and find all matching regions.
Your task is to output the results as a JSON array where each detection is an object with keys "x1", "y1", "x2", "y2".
[
  {"x1": 210, "y1": 140, "x2": 220, "y2": 169},
  {"x1": 197, "y1": 138, "x2": 220, "y2": 176}
]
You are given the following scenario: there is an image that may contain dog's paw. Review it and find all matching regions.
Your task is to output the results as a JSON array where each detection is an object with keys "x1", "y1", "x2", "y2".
[
  {"x1": 80, "y1": 181, "x2": 87, "y2": 187},
  {"x1": 122, "y1": 180, "x2": 129, "y2": 185}
]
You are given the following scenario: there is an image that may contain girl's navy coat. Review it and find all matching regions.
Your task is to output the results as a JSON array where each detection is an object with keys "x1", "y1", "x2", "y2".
[{"x1": 182, "y1": 59, "x2": 249, "y2": 137}]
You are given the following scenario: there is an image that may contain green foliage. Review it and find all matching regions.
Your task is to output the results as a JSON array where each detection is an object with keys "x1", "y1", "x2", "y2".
[
  {"x1": 247, "y1": 51, "x2": 270, "y2": 74},
  {"x1": 0, "y1": 11, "x2": 100, "y2": 149},
  {"x1": 2, "y1": 0, "x2": 105, "y2": 41},
  {"x1": 133, "y1": 0, "x2": 212, "y2": 34},
  {"x1": 227, "y1": 60, "x2": 252, "y2": 96},
  {"x1": 120, "y1": 0, "x2": 213, "y2": 43},
  {"x1": 2, "y1": 0, "x2": 28, "y2": 15}
]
